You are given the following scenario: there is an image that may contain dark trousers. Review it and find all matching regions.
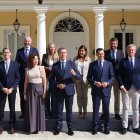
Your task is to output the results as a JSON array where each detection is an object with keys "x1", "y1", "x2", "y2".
[
  {"x1": 45, "y1": 80, "x2": 56, "y2": 118},
  {"x1": 19, "y1": 83, "x2": 24, "y2": 115},
  {"x1": 0, "y1": 91, "x2": 16, "y2": 128},
  {"x1": 92, "y1": 93, "x2": 110, "y2": 129},
  {"x1": 55, "y1": 92, "x2": 73, "y2": 130}
]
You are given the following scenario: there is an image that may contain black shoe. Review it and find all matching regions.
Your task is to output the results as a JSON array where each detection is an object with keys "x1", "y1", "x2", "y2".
[
  {"x1": 100, "y1": 114, "x2": 104, "y2": 120},
  {"x1": 115, "y1": 114, "x2": 121, "y2": 120},
  {"x1": 68, "y1": 130, "x2": 74, "y2": 136},
  {"x1": 19, "y1": 114, "x2": 24, "y2": 119},
  {"x1": 92, "y1": 128, "x2": 97, "y2": 135},
  {"x1": 32, "y1": 131, "x2": 38, "y2": 134},
  {"x1": 53, "y1": 129, "x2": 60, "y2": 135},
  {"x1": 121, "y1": 128, "x2": 127, "y2": 135},
  {"x1": 133, "y1": 128, "x2": 140, "y2": 135},
  {"x1": 104, "y1": 128, "x2": 110, "y2": 135},
  {"x1": 9, "y1": 128, "x2": 15, "y2": 134},
  {"x1": 0, "y1": 128, "x2": 4, "y2": 135}
]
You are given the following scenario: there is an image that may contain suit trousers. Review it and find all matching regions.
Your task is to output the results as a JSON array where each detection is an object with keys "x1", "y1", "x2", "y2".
[
  {"x1": 19, "y1": 83, "x2": 24, "y2": 115},
  {"x1": 113, "y1": 79, "x2": 121, "y2": 114},
  {"x1": 45, "y1": 79, "x2": 56, "y2": 118},
  {"x1": 75, "y1": 79, "x2": 89, "y2": 113},
  {"x1": 0, "y1": 91, "x2": 16, "y2": 128},
  {"x1": 121, "y1": 86, "x2": 140, "y2": 129},
  {"x1": 92, "y1": 93, "x2": 111, "y2": 129},
  {"x1": 55, "y1": 91, "x2": 74, "y2": 130}
]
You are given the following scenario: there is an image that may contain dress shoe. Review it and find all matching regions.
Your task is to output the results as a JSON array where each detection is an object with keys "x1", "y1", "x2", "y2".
[
  {"x1": 121, "y1": 128, "x2": 127, "y2": 135},
  {"x1": 0, "y1": 128, "x2": 4, "y2": 134},
  {"x1": 92, "y1": 128, "x2": 97, "y2": 135},
  {"x1": 19, "y1": 114, "x2": 24, "y2": 119},
  {"x1": 32, "y1": 131, "x2": 38, "y2": 134},
  {"x1": 100, "y1": 114, "x2": 104, "y2": 120},
  {"x1": 53, "y1": 129, "x2": 60, "y2": 135},
  {"x1": 133, "y1": 128, "x2": 140, "y2": 135},
  {"x1": 68, "y1": 130, "x2": 74, "y2": 136},
  {"x1": 9, "y1": 128, "x2": 15, "y2": 134},
  {"x1": 115, "y1": 114, "x2": 121, "y2": 120},
  {"x1": 104, "y1": 128, "x2": 110, "y2": 135}
]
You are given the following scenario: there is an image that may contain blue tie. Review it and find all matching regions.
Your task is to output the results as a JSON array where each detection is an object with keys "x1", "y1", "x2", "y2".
[
  {"x1": 130, "y1": 58, "x2": 133, "y2": 69},
  {"x1": 112, "y1": 51, "x2": 116, "y2": 62},
  {"x1": 25, "y1": 48, "x2": 28, "y2": 59},
  {"x1": 99, "y1": 61, "x2": 103, "y2": 74},
  {"x1": 61, "y1": 62, "x2": 65, "y2": 76}
]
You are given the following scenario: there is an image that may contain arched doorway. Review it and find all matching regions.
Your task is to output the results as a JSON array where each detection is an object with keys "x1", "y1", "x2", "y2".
[{"x1": 49, "y1": 11, "x2": 89, "y2": 60}]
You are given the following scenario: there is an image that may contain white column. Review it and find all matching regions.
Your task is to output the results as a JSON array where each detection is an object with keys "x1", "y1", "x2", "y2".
[
  {"x1": 34, "y1": 6, "x2": 48, "y2": 61},
  {"x1": 93, "y1": 7, "x2": 107, "y2": 51}
]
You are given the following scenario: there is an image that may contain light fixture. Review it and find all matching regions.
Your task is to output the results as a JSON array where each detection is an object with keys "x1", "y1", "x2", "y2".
[
  {"x1": 98, "y1": 0, "x2": 104, "y2": 4},
  {"x1": 67, "y1": 9, "x2": 72, "y2": 32},
  {"x1": 38, "y1": 0, "x2": 43, "y2": 4},
  {"x1": 13, "y1": 9, "x2": 20, "y2": 32},
  {"x1": 120, "y1": 9, "x2": 127, "y2": 32}
]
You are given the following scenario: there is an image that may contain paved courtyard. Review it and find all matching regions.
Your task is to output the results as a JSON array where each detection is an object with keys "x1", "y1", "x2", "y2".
[{"x1": 2, "y1": 87, "x2": 139, "y2": 140}]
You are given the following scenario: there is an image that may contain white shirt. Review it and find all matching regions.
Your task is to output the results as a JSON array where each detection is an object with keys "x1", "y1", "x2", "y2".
[
  {"x1": 24, "y1": 46, "x2": 30, "y2": 57},
  {"x1": 128, "y1": 57, "x2": 135, "y2": 68}
]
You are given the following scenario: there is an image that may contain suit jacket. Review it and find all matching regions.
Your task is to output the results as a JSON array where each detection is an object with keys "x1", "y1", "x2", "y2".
[
  {"x1": 87, "y1": 60, "x2": 114, "y2": 96},
  {"x1": 51, "y1": 60, "x2": 81, "y2": 96},
  {"x1": 73, "y1": 56, "x2": 91, "y2": 84},
  {"x1": 15, "y1": 47, "x2": 39, "y2": 82},
  {"x1": 105, "y1": 49, "x2": 124, "y2": 77},
  {"x1": 41, "y1": 53, "x2": 58, "y2": 78},
  {"x1": 0, "y1": 60, "x2": 20, "y2": 91},
  {"x1": 118, "y1": 58, "x2": 140, "y2": 91}
]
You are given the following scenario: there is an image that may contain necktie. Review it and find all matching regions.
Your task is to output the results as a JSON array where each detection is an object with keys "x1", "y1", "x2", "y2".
[
  {"x1": 61, "y1": 61, "x2": 65, "y2": 76},
  {"x1": 130, "y1": 58, "x2": 133, "y2": 69},
  {"x1": 99, "y1": 61, "x2": 103, "y2": 74},
  {"x1": 112, "y1": 51, "x2": 116, "y2": 62},
  {"x1": 25, "y1": 48, "x2": 28, "y2": 59},
  {"x1": 5, "y1": 61, "x2": 9, "y2": 74}
]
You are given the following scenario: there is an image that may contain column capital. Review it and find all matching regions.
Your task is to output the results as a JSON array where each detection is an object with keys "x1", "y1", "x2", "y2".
[
  {"x1": 93, "y1": 6, "x2": 107, "y2": 14},
  {"x1": 34, "y1": 6, "x2": 48, "y2": 14}
]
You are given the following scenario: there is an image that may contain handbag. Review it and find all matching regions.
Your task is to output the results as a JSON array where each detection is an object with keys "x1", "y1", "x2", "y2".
[{"x1": 34, "y1": 84, "x2": 43, "y2": 95}]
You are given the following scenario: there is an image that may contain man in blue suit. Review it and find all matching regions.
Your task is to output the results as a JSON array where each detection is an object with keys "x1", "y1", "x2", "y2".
[
  {"x1": 87, "y1": 48, "x2": 114, "y2": 135},
  {"x1": 118, "y1": 44, "x2": 140, "y2": 135},
  {"x1": 15, "y1": 36, "x2": 39, "y2": 118},
  {"x1": 51, "y1": 48, "x2": 81, "y2": 136},
  {"x1": 0, "y1": 48, "x2": 20, "y2": 134}
]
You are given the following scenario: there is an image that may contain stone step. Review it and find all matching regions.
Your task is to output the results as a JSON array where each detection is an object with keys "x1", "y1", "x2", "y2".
[{"x1": 3, "y1": 111, "x2": 138, "y2": 132}]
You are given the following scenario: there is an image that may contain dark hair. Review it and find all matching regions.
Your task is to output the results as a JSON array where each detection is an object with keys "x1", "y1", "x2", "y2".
[
  {"x1": 27, "y1": 54, "x2": 40, "y2": 69},
  {"x1": 77, "y1": 45, "x2": 87, "y2": 59},
  {"x1": 2, "y1": 47, "x2": 11, "y2": 52},
  {"x1": 96, "y1": 48, "x2": 104, "y2": 54},
  {"x1": 109, "y1": 37, "x2": 118, "y2": 43}
]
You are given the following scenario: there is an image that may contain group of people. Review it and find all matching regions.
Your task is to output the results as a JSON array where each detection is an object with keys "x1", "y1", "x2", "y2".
[{"x1": 0, "y1": 36, "x2": 140, "y2": 136}]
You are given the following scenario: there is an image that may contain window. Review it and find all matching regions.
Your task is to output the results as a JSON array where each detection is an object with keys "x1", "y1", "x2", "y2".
[{"x1": 55, "y1": 18, "x2": 84, "y2": 32}]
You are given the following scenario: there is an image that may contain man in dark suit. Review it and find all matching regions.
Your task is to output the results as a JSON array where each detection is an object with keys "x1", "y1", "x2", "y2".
[
  {"x1": 118, "y1": 44, "x2": 140, "y2": 135},
  {"x1": 15, "y1": 36, "x2": 39, "y2": 118},
  {"x1": 51, "y1": 48, "x2": 81, "y2": 136},
  {"x1": 0, "y1": 48, "x2": 20, "y2": 134},
  {"x1": 87, "y1": 48, "x2": 114, "y2": 135},
  {"x1": 100, "y1": 37, "x2": 124, "y2": 120}
]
